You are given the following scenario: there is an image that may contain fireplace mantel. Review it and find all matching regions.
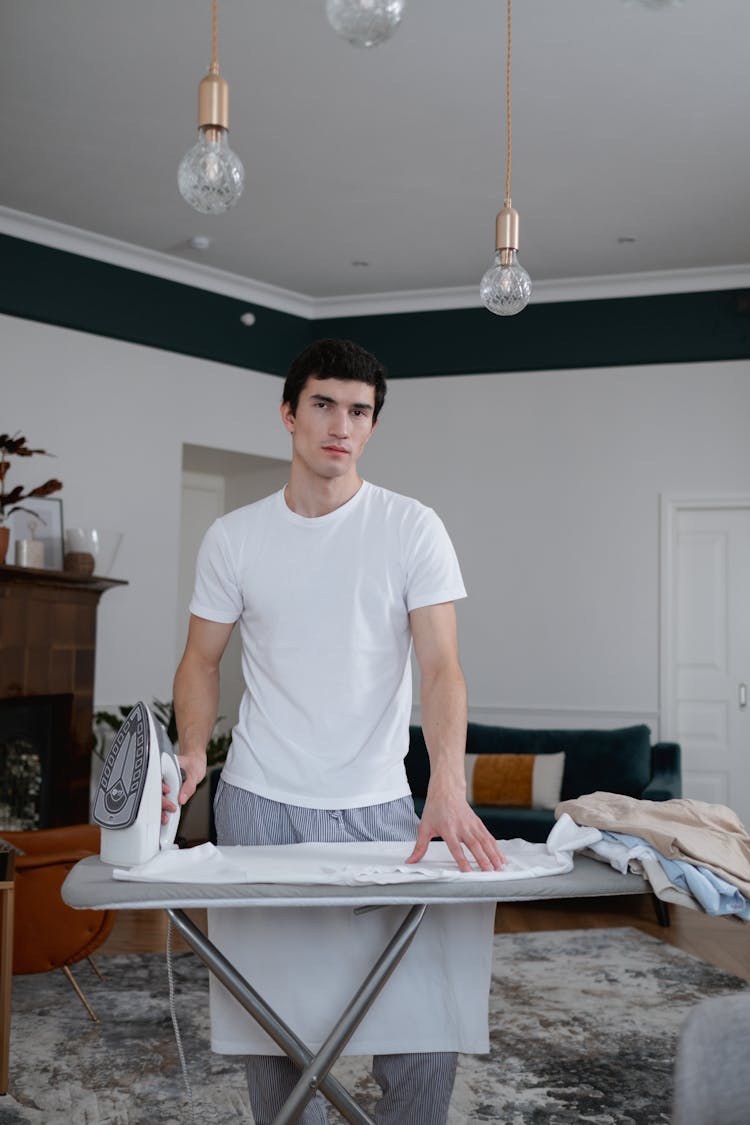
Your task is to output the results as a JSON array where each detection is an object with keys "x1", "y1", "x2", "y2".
[
  {"x1": 0, "y1": 564, "x2": 126, "y2": 596},
  {"x1": 0, "y1": 564, "x2": 127, "y2": 826}
]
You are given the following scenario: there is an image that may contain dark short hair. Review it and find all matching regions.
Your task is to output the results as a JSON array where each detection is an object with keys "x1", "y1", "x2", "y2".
[{"x1": 282, "y1": 338, "x2": 387, "y2": 421}]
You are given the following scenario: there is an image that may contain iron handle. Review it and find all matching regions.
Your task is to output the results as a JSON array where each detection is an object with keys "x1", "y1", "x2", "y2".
[{"x1": 740, "y1": 683, "x2": 748, "y2": 710}]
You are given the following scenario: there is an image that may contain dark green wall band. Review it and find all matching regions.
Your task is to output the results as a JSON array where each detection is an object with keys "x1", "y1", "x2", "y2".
[
  {"x1": 0, "y1": 234, "x2": 308, "y2": 377},
  {"x1": 316, "y1": 290, "x2": 750, "y2": 377},
  {"x1": 2, "y1": 234, "x2": 748, "y2": 378}
]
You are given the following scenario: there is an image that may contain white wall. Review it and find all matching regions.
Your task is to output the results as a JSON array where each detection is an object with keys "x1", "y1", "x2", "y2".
[
  {"x1": 360, "y1": 361, "x2": 750, "y2": 733},
  {"x1": 4, "y1": 313, "x2": 288, "y2": 705},
  {"x1": 5, "y1": 312, "x2": 750, "y2": 738}
]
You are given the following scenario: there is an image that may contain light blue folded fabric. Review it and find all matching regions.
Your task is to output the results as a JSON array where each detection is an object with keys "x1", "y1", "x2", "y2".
[
  {"x1": 601, "y1": 830, "x2": 750, "y2": 920},
  {"x1": 658, "y1": 857, "x2": 750, "y2": 920}
]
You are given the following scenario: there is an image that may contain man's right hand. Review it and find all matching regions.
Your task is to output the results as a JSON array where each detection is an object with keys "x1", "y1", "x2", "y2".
[
  {"x1": 161, "y1": 750, "x2": 207, "y2": 824},
  {"x1": 176, "y1": 750, "x2": 207, "y2": 807}
]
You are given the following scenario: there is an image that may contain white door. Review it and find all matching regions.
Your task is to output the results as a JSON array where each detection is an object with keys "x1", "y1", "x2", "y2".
[{"x1": 663, "y1": 501, "x2": 750, "y2": 829}]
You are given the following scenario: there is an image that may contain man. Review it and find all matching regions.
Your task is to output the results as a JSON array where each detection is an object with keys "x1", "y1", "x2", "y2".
[{"x1": 172, "y1": 338, "x2": 504, "y2": 1124}]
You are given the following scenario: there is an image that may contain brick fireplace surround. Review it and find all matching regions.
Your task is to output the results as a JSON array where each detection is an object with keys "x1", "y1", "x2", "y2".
[{"x1": 0, "y1": 564, "x2": 125, "y2": 827}]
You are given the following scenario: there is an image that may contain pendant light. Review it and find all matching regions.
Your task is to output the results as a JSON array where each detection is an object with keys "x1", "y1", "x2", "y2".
[
  {"x1": 178, "y1": 0, "x2": 244, "y2": 215},
  {"x1": 480, "y1": 0, "x2": 532, "y2": 316},
  {"x1": 326, "y1": 0, "x2": 406, "y2": 48}
]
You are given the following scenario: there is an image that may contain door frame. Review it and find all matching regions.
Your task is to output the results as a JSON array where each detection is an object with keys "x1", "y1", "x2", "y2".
[{"x1": 659, "y1": 492, "x2": 750, "y2": 744}]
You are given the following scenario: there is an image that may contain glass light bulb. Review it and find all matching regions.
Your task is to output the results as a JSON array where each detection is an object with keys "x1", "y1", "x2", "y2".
[
  {"x1": 325, "y1": 0, "x2": 405, "y2": 48},
  {"x1": 480, "y1": 250, "x2": 532, "y2": 316},
  {"x1": 178, "y1": 127, "x2": 244, "y2": 215}
]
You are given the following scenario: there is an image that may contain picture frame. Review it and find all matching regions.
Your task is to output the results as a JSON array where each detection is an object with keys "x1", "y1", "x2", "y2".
[{"x1": 7, "y1": 496, "x2": 64, "y2": 570}]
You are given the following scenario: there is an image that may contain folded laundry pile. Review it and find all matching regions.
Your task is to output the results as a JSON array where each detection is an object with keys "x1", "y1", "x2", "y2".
[{"x1": 557, "y1": 792, "x2": 750, "y2": 920}]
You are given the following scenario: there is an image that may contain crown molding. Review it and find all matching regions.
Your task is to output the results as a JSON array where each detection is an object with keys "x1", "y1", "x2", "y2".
[
  {"x1": 0, "y1": 206, "x2": 314, "y2": 320},
  {"x1": 3, "y1": 205, "x2": 750, "y2": 322},
  {"x1": 315, "y1": 264, "x2": 750, "y2": 317}
]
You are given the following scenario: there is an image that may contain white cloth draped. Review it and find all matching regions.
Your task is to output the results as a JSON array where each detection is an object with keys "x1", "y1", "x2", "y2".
[
  {"x1": 108, "y1": 820, "x2": 599, "y2": 1056},
  {"x1": 112, "y1": 816, "x2": 600, "y2": 886}
]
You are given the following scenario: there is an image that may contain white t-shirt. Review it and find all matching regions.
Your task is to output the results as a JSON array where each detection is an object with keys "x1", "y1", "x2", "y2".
[{"x1": 189, "y1": 480, "x2": 466, "y2": 808}]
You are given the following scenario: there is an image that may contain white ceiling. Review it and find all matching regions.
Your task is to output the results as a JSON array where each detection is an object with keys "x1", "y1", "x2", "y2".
[{"x1": 2, "y1": 0, "x2": 749, "y2": 313}]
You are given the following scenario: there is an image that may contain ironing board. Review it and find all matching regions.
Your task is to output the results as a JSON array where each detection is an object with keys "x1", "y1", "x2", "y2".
[{"x1": 62, "y1": 853, "x2": 648, "y2": 1125}]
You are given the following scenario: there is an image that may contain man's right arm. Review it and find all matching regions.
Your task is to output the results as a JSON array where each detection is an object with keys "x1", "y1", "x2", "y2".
[{"x1": 172, "y1": 614, "x2": 234, "y2": 810}]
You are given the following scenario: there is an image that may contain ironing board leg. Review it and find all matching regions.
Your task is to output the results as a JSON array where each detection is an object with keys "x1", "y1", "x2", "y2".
[
  {"x1": 274, "y1": 902, "x2": 428, "y2": 1125},
  {"x1": 168, "y1": 907, "x2": 429, "y2": 1125}
]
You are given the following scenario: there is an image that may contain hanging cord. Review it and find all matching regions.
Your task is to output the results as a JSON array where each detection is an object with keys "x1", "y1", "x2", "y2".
[
  {"x1": 166, "y1": 917, "x2": 226, "y2": 1124},
  {"x1": 210, "y1": 0, "x2": 219, "y2": 75},
  {"x1": 167, "y1": 916, "x2": 196, "y2": 1124},
  {"x1": 504, "y1": 0, "x2": 513, "y2": 207}
]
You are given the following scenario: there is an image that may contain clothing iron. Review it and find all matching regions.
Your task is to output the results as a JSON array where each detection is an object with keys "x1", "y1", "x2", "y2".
[{"x1": 93, "y1": 701, "x2": 182, "y2": 866}]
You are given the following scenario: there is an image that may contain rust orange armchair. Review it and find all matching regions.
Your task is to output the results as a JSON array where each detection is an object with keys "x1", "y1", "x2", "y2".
[{"x1": 1, "y1": 823, "x2": 114, "y2": 1019}]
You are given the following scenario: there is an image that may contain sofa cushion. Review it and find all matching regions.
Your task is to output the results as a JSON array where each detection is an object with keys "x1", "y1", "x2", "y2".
[
  {"x1": 465, "y1": 723, "x2": 652, "y2": 801},
  {"x1": 466, "y1": 751, "x2": 565, "y2": 809}
]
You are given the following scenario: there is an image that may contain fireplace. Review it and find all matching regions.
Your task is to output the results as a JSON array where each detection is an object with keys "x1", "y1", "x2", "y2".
[
  {"x1": 0, "y1": 565, "x2": 125, "y2": 827},
  {"x1": 0, "y1": 694, "x2": 73, "y2": 830}
]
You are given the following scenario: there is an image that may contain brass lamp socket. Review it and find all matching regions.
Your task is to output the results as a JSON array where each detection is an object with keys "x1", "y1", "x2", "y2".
[
  {"x1": 198, "y1": 70, "x2": 230, "y2": 131},
  {"x1": 495, "y1": 203, "x2": 520, "y2": 258}
]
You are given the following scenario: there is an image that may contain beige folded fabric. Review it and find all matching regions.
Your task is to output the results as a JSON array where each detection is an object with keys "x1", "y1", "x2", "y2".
[{"x1": 556, "y1": 792, "x2": 750, "y2": 899}]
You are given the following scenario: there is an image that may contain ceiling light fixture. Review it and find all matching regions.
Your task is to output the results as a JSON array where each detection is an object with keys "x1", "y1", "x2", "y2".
[
  {"x1": 178, "y1": 0, "x2": 244, "y2": 215},
  {"x1": 325, "y1": 0, "x2": 405, "y2": 48},
  {"x1": 480, "y1": 0, "x2": 532, "y2": 317}
]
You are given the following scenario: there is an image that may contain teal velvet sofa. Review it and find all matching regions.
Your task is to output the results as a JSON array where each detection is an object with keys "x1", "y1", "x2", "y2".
[{"x1": 405, "y1": 722, "x2": 682, "y2": 843}]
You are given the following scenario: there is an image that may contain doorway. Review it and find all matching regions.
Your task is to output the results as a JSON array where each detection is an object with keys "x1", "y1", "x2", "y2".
[
  {"x1": 177, "y1": 444, "x2": 290, "y2": 730},
  {"x1": 661, "y1": 497, "x2": 750, "y2": 828}
]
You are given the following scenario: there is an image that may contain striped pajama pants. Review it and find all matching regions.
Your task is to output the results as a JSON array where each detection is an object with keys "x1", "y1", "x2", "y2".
[{"x1": 214, "y1": 779, "x2": 458, "y2": 1125}]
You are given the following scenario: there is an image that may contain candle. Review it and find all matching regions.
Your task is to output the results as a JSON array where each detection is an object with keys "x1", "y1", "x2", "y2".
[{"x1": 15, "y1": 539, "x2": 45, "y2": 568}]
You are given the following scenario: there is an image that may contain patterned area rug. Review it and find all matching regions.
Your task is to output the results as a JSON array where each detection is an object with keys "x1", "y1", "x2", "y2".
[{"x1": 1, "y1": 926, "x2": 746, "y2": 1125}]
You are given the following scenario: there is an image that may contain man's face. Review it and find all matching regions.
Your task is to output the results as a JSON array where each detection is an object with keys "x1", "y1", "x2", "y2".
[{"x1": 281, "y1": 377, "x2": 377, "y2": 481}]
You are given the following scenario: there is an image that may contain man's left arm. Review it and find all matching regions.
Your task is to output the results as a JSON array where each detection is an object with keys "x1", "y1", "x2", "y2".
[{"x1": 406, "y1": 602, "x2": 505, "y2": 872}]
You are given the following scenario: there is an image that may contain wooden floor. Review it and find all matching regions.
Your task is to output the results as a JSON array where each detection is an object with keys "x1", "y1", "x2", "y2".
[
  {"x1": 493, "y1": 893, "x2": 750, "y2": 981},
  {"x1": 100, "y1": 892, "x2": 750, "y2": 983}
]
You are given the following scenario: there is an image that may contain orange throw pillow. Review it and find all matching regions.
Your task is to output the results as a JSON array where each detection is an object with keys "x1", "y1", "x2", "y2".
[{"x1": 466, "y1": 752, "x2": 565, "y2": 809}]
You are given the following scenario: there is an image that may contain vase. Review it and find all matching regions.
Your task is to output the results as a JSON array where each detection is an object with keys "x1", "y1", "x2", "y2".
[
  {"x1": 65, "y1": 528, "x2": 123, "y2": 577},
  {"x1": 0, "y1": 524, "x2": 9, "y2": 564}
]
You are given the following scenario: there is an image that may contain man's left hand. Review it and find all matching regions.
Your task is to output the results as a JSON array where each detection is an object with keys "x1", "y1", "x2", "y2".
[{"x1": 405, "y1": 785, "x2": 505, "y2": 872}]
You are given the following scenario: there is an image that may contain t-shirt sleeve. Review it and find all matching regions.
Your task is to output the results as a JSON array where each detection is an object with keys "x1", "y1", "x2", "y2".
[
  {"x1": 188, "y1": 518, "x2": 242, "y2": 624},
  {"x1": 404, "y1": 506, "x2": 467, "y2": 612}
]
